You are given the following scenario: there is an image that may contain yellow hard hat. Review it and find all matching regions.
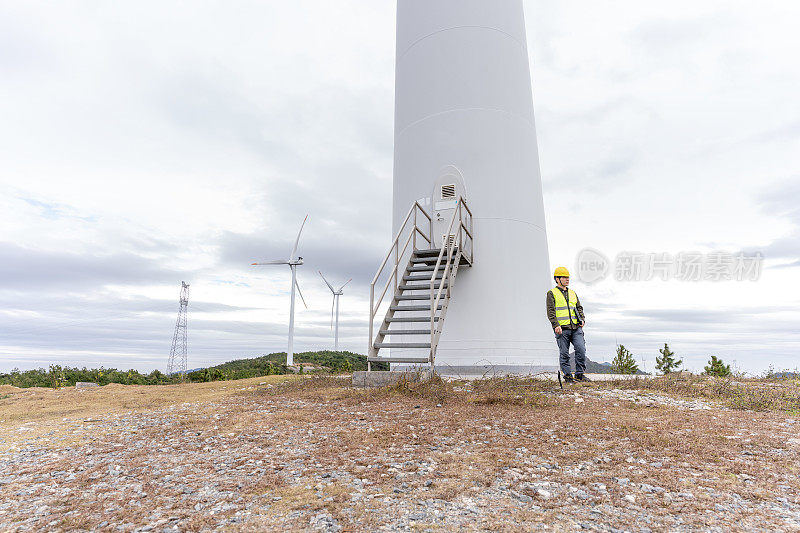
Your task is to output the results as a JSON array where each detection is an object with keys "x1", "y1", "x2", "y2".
[{"x1": 554, "y1": 266, "x2": 570, "y2": 277}]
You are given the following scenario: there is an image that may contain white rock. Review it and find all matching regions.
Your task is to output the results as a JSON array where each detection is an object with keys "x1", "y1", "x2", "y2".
[{"x1": 624, "y1": 495, "x2": 636, "y2": 503}]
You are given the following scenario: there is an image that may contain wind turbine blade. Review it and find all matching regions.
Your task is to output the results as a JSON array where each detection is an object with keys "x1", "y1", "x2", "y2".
[
  {"x1": 338, "y1": 278, "x2": 353, "y2": 292},
  {"x1": 290, "y1": 214, "x2": 308, "y2": 260},
  {"x1": 295, "y1": 279, "x2": 308, "y2": 309},
  {"x1": 318, "y1": 271, "x2": 335, "y2": 293},
  {"x1": 251, "y1": 260, "x2": 290, "y2": 265}
]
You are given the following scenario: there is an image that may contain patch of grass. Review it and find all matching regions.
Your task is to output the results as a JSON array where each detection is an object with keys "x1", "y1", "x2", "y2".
[
  {"x1": 600, "y1": 374, "x2": 800, "y2": 412},
  {"x1": 241, "y1": 470, "x2": 287, "y2": 497},
  {"x1": 59, "y1": 514, "x2": 93, "y2": 530},
  {"x1": 389, "y1": 373, "x2": 452, "y2": 405},
  {"x1": 469, "y1": 376, "x2": 554, "y2": 407},
  {"x1": 355, "y1": 373, "x2": 554, "y2": 409},
  {"x1": 0, "y1": 375, "x2": 296, "y2": 450}
]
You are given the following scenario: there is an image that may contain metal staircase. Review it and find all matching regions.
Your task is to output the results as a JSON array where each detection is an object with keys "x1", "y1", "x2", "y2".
[{"x1": 368, "y1": 198, "x2": 473, "y2": 369}]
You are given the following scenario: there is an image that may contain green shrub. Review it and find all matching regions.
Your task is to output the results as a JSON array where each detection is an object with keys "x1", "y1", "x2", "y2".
[
  {"x1": 655, "y1": 343, "x2": 682, "y2": 374},
  {"x1": 612, "y1": 345, "x2": 639, "y2": 374},
  {"x1": 704, "y1": 355, "x2": 731, "y2": 377}
]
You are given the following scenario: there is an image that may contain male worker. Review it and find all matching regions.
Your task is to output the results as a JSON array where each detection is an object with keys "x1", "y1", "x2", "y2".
[{"x1": 546, "y1": 267, "x2": 587, "y2": 382}]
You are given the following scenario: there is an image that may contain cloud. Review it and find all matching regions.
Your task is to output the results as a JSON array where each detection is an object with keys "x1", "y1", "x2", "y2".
[
  {"x1": 753, "y1": 120, "x2": 800, "y2": 144},
  {"x1": 0, "y1": 289, "x2": 359, "y2": 372},
  {"x1": 758, "y1": 180, "x2": 800, "y2": 221},
  {"x1": 632, "y1": 14, "x2": 725, "y2": 57},
  {"x1": 2, "y1": 0, "x2": 799, "y2": 375},
  {"x1": 771, "y1": 260, "x2": 800, "y2": 270},
  {"x1": 752, "y1": 179, "x2": 800, "y2": 262},
  {"x1": 0, "y1": 243, "x2": 184, "y2": 290},
  {"x1": 20, "y1": 197, "x2": 95, "y2": 222},
  {"x1": 217, "y1": 228, "x2": 383, "y2": 291}
]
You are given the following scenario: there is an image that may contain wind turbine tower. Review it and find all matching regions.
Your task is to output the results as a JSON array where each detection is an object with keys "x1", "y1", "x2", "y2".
[
  {"x1": 252, "y1": 216, "x2": 309, "y2": 366},
  {"x1": 368, "y1": 0, "x2": 554, "y2": 373},
  {"x1": 319, "y1": 272, "x2": 352, "y2": 351}
]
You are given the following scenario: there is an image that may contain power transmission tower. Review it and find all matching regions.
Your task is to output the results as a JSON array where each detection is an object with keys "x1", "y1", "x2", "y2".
[{"x1": 167, "y1": 281, "x2": 190, "y2": 378}]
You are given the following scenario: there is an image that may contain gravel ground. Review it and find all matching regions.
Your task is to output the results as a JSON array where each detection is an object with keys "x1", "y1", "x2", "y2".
[{"x1": 1, "y1": 378, "x2": 799, "y2": 532}]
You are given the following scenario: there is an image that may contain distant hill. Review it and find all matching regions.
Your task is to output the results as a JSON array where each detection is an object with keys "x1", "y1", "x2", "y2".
[
  {"x1": 770, "y1": 371, "x2": 799, "y2": 379},
  {"x1": 207, "y1": 352, "x2": 633, "y2": 377},
  {"x1": 188, "y1": 351, "x2": 386, "y2": 382},
  {"x1": 0, "y1": 351, "x2": 384, "y2": 388}
]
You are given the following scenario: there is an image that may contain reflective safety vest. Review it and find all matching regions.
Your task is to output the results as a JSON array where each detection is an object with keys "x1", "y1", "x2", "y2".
[{"x1": 551, "y1": 287, "x2": 579, "y2": 327}]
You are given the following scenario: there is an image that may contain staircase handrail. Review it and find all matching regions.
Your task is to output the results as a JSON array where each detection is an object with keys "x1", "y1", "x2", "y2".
[
  {"x1": 429, "y1": 197, "x2": 473, "y2": 363},
  {"x1": 369, "y1": 201, "x2": 432, "y2": 357}
]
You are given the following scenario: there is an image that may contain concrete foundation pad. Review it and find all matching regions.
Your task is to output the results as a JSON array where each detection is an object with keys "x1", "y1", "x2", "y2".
[{"x1": 352, "y1": 370, "x2": 432, "y2": 388}]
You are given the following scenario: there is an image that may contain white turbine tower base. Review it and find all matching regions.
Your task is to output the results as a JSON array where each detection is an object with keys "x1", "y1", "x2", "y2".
[
  {"x1": 319, "y1": 271, "x2": 352, "y2": 352},
  {"x1": 252, "y1": 215, "x2": 309, "y2": 367},
  {"x1": 391, "y1": 0, "x2": 555, "y2": 372}
]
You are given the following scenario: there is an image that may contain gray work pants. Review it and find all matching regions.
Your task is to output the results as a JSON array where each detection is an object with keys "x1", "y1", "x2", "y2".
[{"x1": 556, "y1": 327, "x2": 586, "y2": 376}]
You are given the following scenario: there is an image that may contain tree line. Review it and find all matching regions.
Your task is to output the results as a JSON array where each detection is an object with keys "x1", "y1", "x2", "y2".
[{"x1": 0, "y1": 350, "x2": 386, "y2": 389}]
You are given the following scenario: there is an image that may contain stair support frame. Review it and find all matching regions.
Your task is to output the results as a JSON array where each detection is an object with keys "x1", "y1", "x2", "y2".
[{"x1": 368, "y1": 198, "x2": 473, "y2": 370}]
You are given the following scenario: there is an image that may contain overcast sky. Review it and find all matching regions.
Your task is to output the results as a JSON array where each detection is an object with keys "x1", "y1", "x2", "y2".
[{"x1": 1, "y1": 1, "x2": 798, "y2": 375}]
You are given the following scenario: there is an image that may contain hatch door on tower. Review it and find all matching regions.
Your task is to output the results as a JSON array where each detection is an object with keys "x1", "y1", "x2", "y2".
[{"x1": 432, "y1": 166, "x2": 467, "y2": 249}]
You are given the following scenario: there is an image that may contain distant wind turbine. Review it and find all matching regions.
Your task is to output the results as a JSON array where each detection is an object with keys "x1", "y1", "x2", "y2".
[
  {"x1": 319, "y1": 271, "x2": 351, "y2": 352},
  {"x1": 251, "y1": 215, "x2": 309, "y2": 366}
]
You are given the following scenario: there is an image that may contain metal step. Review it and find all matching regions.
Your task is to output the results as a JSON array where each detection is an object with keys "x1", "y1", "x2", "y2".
[
  {"x1": 413, "y1": 249, "x2": 443, "y2": 257},
  {"x1": 373, "y1": 342, "x2": 431, "y2": 349},
  {"x1": 408, "y1": 264, "x2": 446, "y2": 272},
  {"x1": 387, "y1": 317, "x2": 440, "y2": 323},
  {"x1": 410, "y1": 256, "x2": 469, "y2": 266},
  {"x1": 404, "y1": 273, "x2": 444, "y2": 281},
  {"x1": 379, "y1": 329, "x2": 431, "y2": 335},
  {"x1": 410, "y1": 256, "x2": 443, "y2": 265},
  {"x1": 399, "y1": 283, "x2": 448, "y2": 291},
  {"x1": 367, "y1": 356, "x2": 431, "y2": 363},
  {"x1": 390, "y1": 304, "x2": 443, "y2": 311},
  {"x1": 396, "y1": 294, "x2": 432, "y2": 301}
]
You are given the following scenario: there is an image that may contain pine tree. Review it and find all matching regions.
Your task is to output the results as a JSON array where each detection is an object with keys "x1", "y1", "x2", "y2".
[
  {"x1": 703, "y1": 355, "x2": 731, "y2": 377},
  {"x1": 655, "y1": 343, "x2": 683, "y2": 375},
  {"x1": 612, "y1": 345, "x2": 639, "y2": 374}
]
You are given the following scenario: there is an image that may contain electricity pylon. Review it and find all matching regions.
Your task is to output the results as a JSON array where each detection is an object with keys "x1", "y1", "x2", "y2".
[{"x1": 167, "y1": 281, "x2": 190, "y2": 378}]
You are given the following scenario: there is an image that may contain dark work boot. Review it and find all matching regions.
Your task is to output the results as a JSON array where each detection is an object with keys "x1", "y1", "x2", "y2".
[
  {"x1": 575, "y1": 374, "x2": 591, "y2": 382},
  {"x1": 563, "y1": 373, "x2": 575, "y2": 383}
]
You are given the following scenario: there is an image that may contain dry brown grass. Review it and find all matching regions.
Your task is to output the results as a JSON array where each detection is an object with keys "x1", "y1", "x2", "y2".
[
  {"x1": 274, "y1": 373, "x2": 555, "y2": 410},
  {"x1": 0, "y1": 375, "x2": 296, "y2": 423},
  {"x1": 0, "y1": 375, "x2": 296, "y2": 450},
  {"x1": 3, "y1": 373, "x2": 800, "y2": 531},
  {"x1": 599, "y1": 374, "x2": 800, "y2": 412}
]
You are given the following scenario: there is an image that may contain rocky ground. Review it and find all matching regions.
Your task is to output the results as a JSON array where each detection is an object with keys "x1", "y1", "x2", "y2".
[{"x1": 1, "y1": 376, "x2": 799, "y2": 532}]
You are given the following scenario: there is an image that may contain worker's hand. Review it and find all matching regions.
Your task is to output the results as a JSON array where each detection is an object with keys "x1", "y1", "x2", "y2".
[
  {"x1": 580, "y1": 321, "x2": 585, "y2": 328},
  {"x1": 555, "y1": 326, "x2": 562, "y2": 335}
]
